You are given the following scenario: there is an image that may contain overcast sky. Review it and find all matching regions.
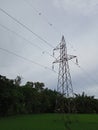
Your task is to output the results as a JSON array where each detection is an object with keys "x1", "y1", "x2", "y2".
[{"x1": 0, "y1": 0, "x2": 98, "y2": 98}]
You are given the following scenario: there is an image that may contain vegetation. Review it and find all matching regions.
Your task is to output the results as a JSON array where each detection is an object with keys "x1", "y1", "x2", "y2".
[
  {"x1": 0, "y1": 75, "x2": 98, "y2": 117},
  {"x1": 0, "y1": 114, "x2": 98, "y2": 130}
]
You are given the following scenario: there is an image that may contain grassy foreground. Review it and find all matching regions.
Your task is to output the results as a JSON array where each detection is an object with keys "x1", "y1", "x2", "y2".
[{"x1": 0, "y1": 114, "x2": 98, "y2": 130}]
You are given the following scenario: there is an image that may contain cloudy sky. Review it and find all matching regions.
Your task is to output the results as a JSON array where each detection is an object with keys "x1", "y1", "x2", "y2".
[{"x1": 0, "y1": 0, "x2": 98, "y2": 97}]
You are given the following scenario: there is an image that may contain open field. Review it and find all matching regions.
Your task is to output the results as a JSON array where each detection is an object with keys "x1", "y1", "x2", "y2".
[{"x1": 0, "y1": 114, "x2": 98, "y2": 130}]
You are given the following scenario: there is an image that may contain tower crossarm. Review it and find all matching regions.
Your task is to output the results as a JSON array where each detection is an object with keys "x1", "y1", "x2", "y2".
[
  {"x1": 67, "y1": 55, "x2": 77, "y2": 61},
  {"x1": 53, "y1": 55, "x2": 77, "y2": 64}
]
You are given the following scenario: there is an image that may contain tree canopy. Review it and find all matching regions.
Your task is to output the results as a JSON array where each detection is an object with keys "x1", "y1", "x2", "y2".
[{"x1": 0, "y1": 75, "x2": 98, "y2": 116}]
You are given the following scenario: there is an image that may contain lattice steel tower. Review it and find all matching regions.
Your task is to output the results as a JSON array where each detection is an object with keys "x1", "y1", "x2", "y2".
[{"x1": 53, "y1": 36, "x2": 77, "y2": 113}]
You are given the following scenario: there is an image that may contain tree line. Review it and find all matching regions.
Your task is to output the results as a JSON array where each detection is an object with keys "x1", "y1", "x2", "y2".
[{"x1": 0, "y1": 75, "x2": 98, "y2": 116}]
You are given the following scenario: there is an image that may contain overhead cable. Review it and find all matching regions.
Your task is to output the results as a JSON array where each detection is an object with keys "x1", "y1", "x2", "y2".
[
  {"x1": 0, "y1": 7, "x2": 54, "y2": 49},
  {"x1": 23, "y1": 0, "x2": 77, "y2": 52},
  {"x1": 71, "y1": 60, "x2": 98, "y2": 85},
  {"x1": 23, "y1": 0, "x2": 62, "y2": 36},
  {"x1": 0, "y1": 47, "x2": 56, "y2": 73},
  {"x1": 0, "y1": 23, "x2": 41, "y2": 50},
  {"x1": 0, "y1": 23, "x2": 55, "y2": 59}
]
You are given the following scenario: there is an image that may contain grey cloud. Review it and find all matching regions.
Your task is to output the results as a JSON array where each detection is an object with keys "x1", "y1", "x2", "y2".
[{"x1": 0, "y1": 0, "x2": 98, "y2": 97}]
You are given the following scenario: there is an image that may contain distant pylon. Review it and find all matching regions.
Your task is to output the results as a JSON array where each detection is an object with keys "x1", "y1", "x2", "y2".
[{"x1": 53, "y1": 36, "x2": 77, "y2": 113}]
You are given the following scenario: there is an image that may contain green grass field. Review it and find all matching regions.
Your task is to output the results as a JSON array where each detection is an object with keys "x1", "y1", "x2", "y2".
[{"x1": 0, "y1": 114, "x2": 98, "y2": 130}]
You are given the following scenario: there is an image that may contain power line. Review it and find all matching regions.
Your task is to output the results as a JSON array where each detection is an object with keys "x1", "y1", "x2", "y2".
[
  {"x1": 0, "y1": 23, "x2": 54, "y2": 59},
  {"x1": 0, "y1": 47, "x2": 55, "y2": 73},
  {"x1": 78, "y1": 65, "x2": 98, "y2": 85},
  {"x1": 23, "y1": 0, "x2": 77, "y2": 53},
  {"x1": 1, "y1": 6, "x2": 94, "y2": 86},
  {"x1": 71, "y1": 60, "x2": 98, "y2": 85},
  {"x1": 23, "y1": 0, "x2": 62, "y2": 36},
  {"x1": 0, "y1": 23, "x2": 41, "y2": 50},
  {"x1": 0, "y1": 6, "x2": 76, "y2": 59},
  {"x1": 0, "y1": 7, "x2": 54, "y2": 49},
  {"x1": 0, "y1": 23, "x2": 59, "y2": 73}
]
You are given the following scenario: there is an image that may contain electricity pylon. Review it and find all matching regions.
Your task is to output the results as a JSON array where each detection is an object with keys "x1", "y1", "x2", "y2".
[{"x1": 53, "y1": 36, "x2": 78, "y2": 113}]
